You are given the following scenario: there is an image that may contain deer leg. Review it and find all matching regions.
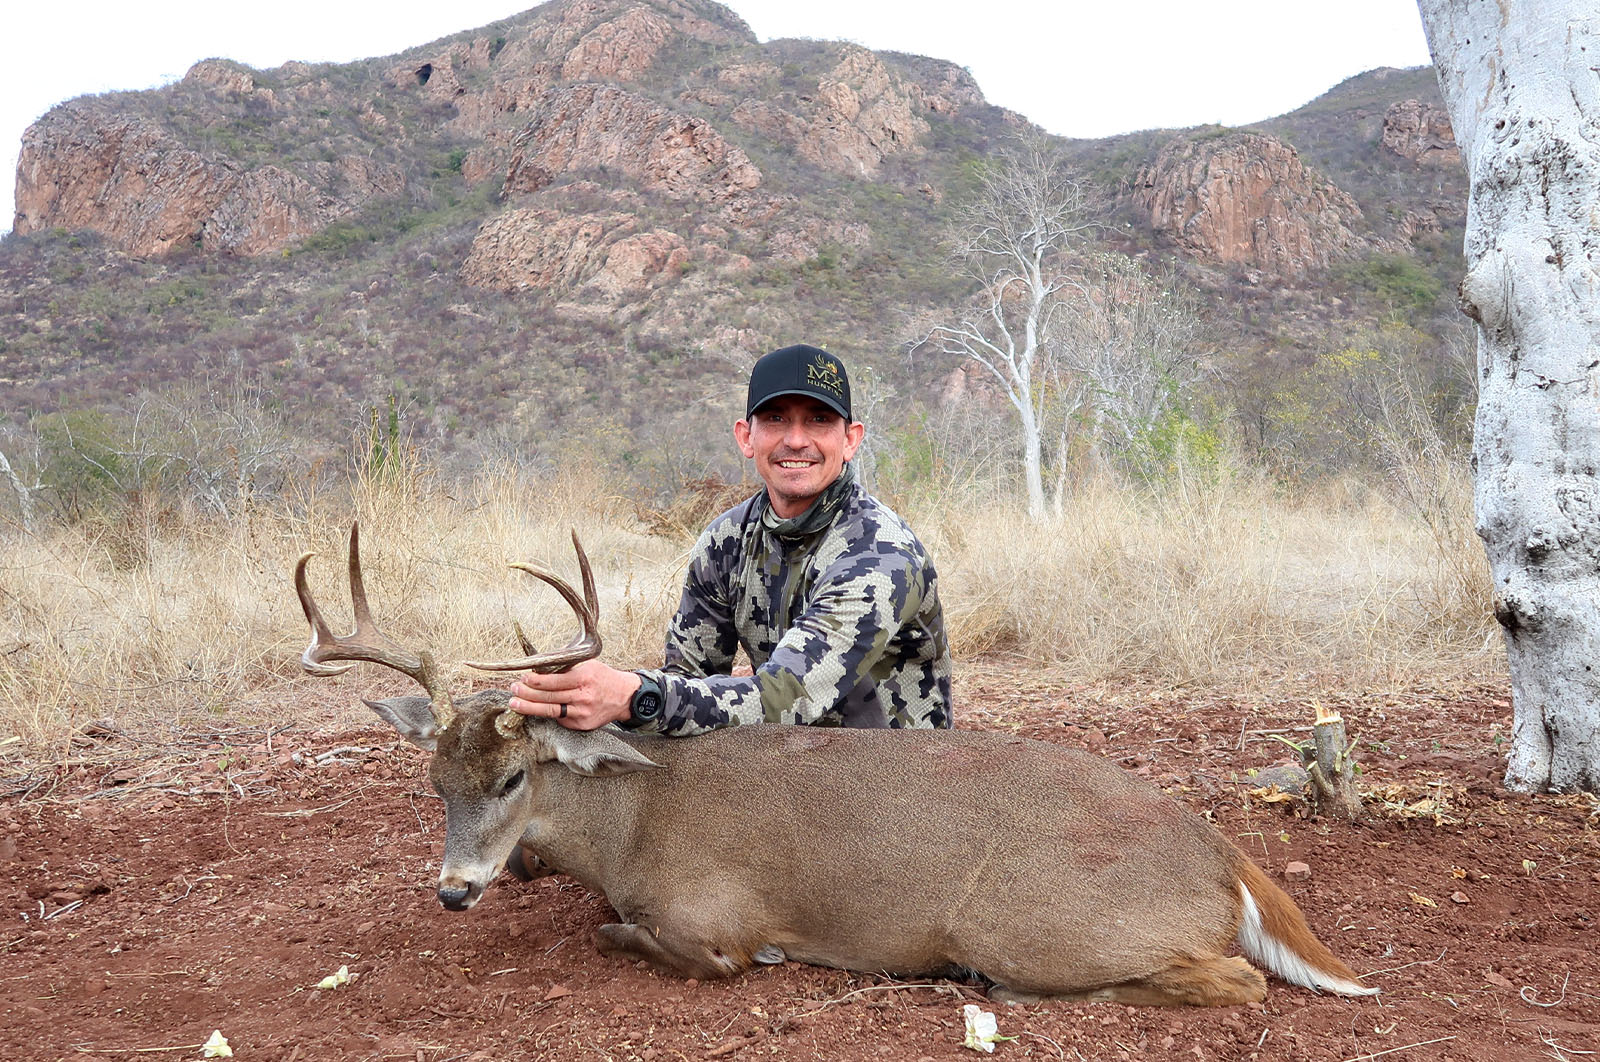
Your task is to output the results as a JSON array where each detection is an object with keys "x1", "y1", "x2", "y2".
[
  {"x1": 503, "y1": 844, "x2": 553, "y2": 882},
  {"x1": 997, "y1": 956, "x2": 1267, "y2": 1007},
  {"x1": 595, "y1": 922, "x2": 753, "y2": 981}
]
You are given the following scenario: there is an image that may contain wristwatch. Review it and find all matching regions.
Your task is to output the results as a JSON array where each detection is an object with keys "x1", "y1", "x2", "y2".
[{"x1": 625, "y1": 672, "x2": 664, "y2": 727}]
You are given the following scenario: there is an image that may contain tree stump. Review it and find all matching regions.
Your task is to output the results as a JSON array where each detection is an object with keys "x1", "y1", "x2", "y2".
[{"x1": 1305, "y1": 703, "x2": 1363, "y2": 821}]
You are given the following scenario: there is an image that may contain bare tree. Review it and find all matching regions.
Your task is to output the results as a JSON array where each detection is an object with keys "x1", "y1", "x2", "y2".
[
  {"x1": 925, "y1": 140, "x2": 1094, "y2": 517},
  {"x1": 926, "y1": 144, "x2": 1207, "y2": 514},
  {"x1": 0, "y1": 446, "x2": 42, "y2": 532},
  {"x1": 1049, "y1": 254, "x2": 1207, "y2": 502},
  {"x1": 1418, "y1": 0, "x2": 1600, "y2": 792}
]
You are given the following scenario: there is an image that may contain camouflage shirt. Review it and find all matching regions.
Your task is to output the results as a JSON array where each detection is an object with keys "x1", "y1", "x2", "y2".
[{"x1": 632, "y1": 465, "x2": 952, "y2": 734}]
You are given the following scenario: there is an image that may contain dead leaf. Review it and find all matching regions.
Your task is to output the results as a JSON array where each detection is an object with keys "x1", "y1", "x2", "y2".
[
  {"x1": 1409, "y1": 892, "x2": 1438, "y2": 908},
  {"x1": 1248, "y1": 786, "x2": 1295, "y2": 804},
  {"x1": 543, "y1": 983, "x2": 574, "y2": 1002}
]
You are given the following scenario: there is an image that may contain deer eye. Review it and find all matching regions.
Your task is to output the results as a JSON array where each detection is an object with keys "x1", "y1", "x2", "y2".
[{"x1": 500, "y1": 770, "x2": 525, "y2": 797}]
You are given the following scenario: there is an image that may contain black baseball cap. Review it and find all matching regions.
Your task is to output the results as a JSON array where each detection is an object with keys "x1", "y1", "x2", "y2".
[{"x1": 745, "y1": 344, "x2": 852, "y2": 421}]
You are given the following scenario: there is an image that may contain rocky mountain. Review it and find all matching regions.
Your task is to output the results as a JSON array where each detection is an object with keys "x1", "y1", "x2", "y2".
[{"x1": 0, "y1": 0, "x2": 1468, "y2": 489}]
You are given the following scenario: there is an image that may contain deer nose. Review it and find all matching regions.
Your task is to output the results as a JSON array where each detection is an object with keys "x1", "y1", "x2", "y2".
[{"x1": 437, "y1": 884, "x2": 475, "y2": 910}]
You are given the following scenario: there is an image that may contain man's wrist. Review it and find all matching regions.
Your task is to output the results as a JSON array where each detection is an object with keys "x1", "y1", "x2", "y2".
[{"x1": 618, "y1": 671, "x2": 664, "y2": 729}]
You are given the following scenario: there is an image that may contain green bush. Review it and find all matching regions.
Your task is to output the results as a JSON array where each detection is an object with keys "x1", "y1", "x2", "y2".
[{"x1": 1336, "y1": 252, "x2": 1444, "y2": 314}]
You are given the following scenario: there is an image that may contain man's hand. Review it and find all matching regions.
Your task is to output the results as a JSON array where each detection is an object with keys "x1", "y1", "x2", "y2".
[{"x1": 509, "y1": 660, "x2": 641, "y2": 730}]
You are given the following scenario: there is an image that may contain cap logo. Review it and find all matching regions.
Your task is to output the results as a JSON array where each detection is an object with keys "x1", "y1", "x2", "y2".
[{"x1": 807, "y1": 351, "x2": 845, "y2": 399}]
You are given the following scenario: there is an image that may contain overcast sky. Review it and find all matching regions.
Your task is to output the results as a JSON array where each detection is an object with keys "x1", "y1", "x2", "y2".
[{"x1": 0, "y1": 1, "x2": 1435, "y2": 234}]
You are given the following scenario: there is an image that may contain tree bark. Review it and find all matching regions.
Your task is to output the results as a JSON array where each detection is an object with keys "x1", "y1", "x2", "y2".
[{"x1": 1418, "y1": 1, "x2": 1600, "y2": 792}]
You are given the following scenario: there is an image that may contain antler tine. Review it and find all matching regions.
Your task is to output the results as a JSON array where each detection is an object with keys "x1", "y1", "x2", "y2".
[
  {"x1": 347, "y1": 522, "x2": 380, "y2": 634},
  {"x1": 465, "y1": 530, "x2": 603, "y2": 674},
  {"x1": 295, "y1": 523, "x2": 454, "y2": 719},
  {"x1": 572, "y1": 529, "x2": 600, "y2": 628},
  {"x1": 295, "y1": 550, "x2": 354, "y2": 678}
]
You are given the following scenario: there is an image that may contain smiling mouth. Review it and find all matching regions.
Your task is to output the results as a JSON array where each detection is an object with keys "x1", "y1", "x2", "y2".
[{"x1": 776, "y1": 459, "x2": 815, "y2": 469}]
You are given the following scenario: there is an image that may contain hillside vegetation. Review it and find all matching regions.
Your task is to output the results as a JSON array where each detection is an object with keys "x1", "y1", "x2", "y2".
[{"x1": 2, "y1": 1, "x2": 1471, "y2": 496}]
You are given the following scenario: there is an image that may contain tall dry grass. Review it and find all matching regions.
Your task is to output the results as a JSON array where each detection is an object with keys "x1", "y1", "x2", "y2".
[
  {"x1": 0, "y1": 454, "x2": 1498, "y2": 751},
  {"x1": 906, "y1": 465, "x2": 1495, "y2": 685},
  {"x1": 0, "y1": 457, "x2": 691, "y2": 751}
]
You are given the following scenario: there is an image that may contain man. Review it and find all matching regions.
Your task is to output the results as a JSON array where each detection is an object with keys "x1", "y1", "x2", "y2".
[{"x1": 509, "y1": 343, "x2": 952, "y2": 733}]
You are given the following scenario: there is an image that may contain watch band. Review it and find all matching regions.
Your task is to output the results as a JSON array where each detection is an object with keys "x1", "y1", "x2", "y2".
[{"x1": 624, "y1": 671, "x2": 664, "y2": 728}]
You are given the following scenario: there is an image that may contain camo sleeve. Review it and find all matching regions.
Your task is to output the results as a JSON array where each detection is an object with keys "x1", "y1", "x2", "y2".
[
  {"x1": 658, "y1": 520, "x2": 740, "y2": 680},
  {"x1": 639, "y1": 539, "x2": 933, "y2": 736}
]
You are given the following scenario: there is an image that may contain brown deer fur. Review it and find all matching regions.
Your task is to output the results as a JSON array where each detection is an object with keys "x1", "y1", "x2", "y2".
[{"x1": 368, "y1": 690, "x2": 1378, "y2": 1006}]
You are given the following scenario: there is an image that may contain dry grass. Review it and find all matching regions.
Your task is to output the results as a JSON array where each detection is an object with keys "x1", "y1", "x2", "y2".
[
  {"x1": 0, "y1": 457, "x2": 1499, "y2": 751},
  {"x1": 909, "y1": 466, "x2": 1496, "y2": 688},
  {"x1": 0, "y1": 459, "x2": 690, "y2": 752}
]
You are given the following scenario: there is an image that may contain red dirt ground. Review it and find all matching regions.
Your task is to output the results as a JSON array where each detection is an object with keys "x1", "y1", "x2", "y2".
[{"x1": 2, "y1": 677, "x2": 1596, "y2": 1062}]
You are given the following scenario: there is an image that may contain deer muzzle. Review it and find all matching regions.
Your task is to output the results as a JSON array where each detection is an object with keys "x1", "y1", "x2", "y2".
[{"x1": 436, "y1": 874, "x2": 486, "y2": 911}]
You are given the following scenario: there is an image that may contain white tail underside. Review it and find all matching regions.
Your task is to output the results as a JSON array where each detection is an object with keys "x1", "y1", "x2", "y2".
[{"x1": 1236, "y1": 883, "x2": 1379, "y2": 997}]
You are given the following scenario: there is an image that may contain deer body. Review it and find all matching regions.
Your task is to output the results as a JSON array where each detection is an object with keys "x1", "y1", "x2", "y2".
[
  {"x1": 298, "y1": 527, "x2": 1376, "y2": 1006},
  {"x1": 522, "y1": 719, "x2": 1242, "y2": 994},
  {"x1": 381, "y1": 690, "x2": 1375, "y2": 1005}
]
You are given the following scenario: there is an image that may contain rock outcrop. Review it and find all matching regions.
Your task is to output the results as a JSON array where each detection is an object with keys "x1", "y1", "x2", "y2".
[
  {"x1": 460, "y1": 206, "x2": 698, "y2": 300},
  {"x1": 502, "y1": 84, "x2": 762, "y2": 201},
  {"x1": 560, "y1": 6, "x2": 677, "y2": 80},
  {"x1": 730, "y1": 45, "x2": 930, "y2": 178},
  {"x1": 461, "y1": 209, "x2": 641, "y2": 292},
  {"x1": 1131, "y1": 132, "x2": 1364, "y2": 277},
  {"x1": 11, "y1": 103, "x2": 404, "y2": 256},
  {"x1": 184, "y1": 59, "x2": 260, "y2": 96},
  {"x1": 592, "y1": 229, "x2": 690, "y2": 297},
  {"x1": 1381, "y1": 99, "x2": 1460, "y2": 168}
]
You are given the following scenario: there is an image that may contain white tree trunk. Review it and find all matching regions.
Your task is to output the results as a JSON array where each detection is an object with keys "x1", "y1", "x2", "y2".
[
  {"x1": 1419, "y1": 1, "x2": 1600, "y2": 792},
  {"x1": 0, "y1": 449, "x2": 37, "y2": 533}
]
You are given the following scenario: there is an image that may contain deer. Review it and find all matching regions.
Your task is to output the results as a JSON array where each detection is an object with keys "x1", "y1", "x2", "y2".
[{"x1": 294, "y1": 524, "x2": 1379, "y2": 1006}]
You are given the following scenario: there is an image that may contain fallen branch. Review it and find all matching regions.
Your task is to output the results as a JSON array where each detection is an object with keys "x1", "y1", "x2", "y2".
[
  {"x1": 1361, "y1": 947, "x2": 1447, "y2": 978},
  {"x1": 72, "y1": 1043, "x2": 211, "y2": 1055},
  {"x1": 797, "y1": 980, "x2": 982, "y2": 1017},
  {"x1": 1341, "y1": 1036, "x2": 1458, "y2": 1061}
]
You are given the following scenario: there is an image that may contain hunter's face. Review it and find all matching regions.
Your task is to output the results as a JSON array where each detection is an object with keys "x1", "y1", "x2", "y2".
[{"x1": 735, "y1": 396, "x2": 863, "y2": 519}]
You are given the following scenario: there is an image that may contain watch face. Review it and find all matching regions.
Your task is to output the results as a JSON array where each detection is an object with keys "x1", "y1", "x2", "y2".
[{"x1": 635, "y1": 692, "x2": 662, "y2": 719}]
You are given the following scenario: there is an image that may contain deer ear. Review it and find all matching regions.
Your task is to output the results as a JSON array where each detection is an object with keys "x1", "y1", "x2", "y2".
[
  {"x1": 365, "y1": 696, "x2": 440, "y2": 751},
  {"x1": 536, "y1": 727, "x2": 661, "y2": 777}
]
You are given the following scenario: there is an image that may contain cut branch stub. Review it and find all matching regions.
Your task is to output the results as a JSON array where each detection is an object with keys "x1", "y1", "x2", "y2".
[
  {"x1": 1305, "y1": 702, "x2": 1363, "y2": 821},
  {"x1": 294, "y1": 522, "x2": 457, "y2": 730},
  {"x1": 465, "y1": 529, "x2": 603, "y2": 675}
]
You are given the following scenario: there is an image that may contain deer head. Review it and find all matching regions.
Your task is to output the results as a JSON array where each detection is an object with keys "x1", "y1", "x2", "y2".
[{"x1": 295, "y1": 524, "x2": 649, "y2": 909}]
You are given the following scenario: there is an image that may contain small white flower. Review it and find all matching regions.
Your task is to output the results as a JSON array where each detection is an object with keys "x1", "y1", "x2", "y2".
[{"x1": 961, "y1": 1004, "x2": 1002, "y2": 1053}]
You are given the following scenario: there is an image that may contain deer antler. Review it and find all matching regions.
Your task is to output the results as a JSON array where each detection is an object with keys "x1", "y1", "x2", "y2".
[
  {"x1": 295, "y1": 523, "x2": 457, "y2": 730},
  {"x1": 464, "y1": 530, "x2": 603, "y2": 674}
]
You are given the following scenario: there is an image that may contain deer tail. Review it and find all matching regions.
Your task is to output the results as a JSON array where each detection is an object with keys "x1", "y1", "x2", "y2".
[{"x1": 1234, "y1": 856, "x2": 1379, "y2": 997}]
